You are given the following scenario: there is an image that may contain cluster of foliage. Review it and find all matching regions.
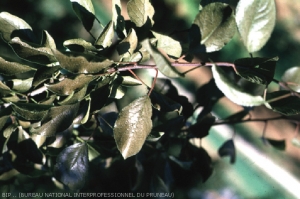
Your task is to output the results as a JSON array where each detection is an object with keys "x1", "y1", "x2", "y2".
[{"x1": 0, "y1": 0, "x2": 298, "y2": 194}]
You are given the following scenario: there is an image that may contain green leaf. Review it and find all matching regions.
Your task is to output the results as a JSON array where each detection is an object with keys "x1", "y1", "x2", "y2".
[
  {"x1": 114, "y1": 95, "x2": 152, "y2": 159},
  {"x1": 7, "y1": 78, "x2": 33, "y2": 93},
  {"x1": 52, "y1": 49, "x2": 114, "y2": 74},
  {"x1": 266, "y1": 91, "x2": 300, "y2": 115},
  {"x1": 64, "y1": 38, "x2": 98, "y2": 52},
  {"x1": 142, "y1": 39, "x2": 181, "y2": 78},
  {"x1": 117, "y1": 28, "x2": 138, "y2": 59},
  {"x1": 234, "y1": 57, "x2": 278, "y2": 85},
  {"x1": 12, "y1": 102, "x2": 52, "y2": 120},
  {"x1": 112, "y1": 0, "x2": 126, "y2": 38},
  {"x1": 235, "y1": 0, "x2": 276, "y2": 53},
  {"x1": 152, "y1": 31, "x2": 182, "y2": 58},
  {"x1": 9, "y1": 37, "x2": 57, "y2": 65},
  {"x1": 54, "y1": 142, "x2": 89, "y2": 190},
  {"x1": 127, "y1": 0, "x2": 155, "y2": 27},
  {"x1": 95, "y1": 21, "x2": 115, "y2": 49},
  {"x1": 30, "y1": 103, "x2": 80, "y2": 136},
  {"x1": 0, "y1": 81, "x2": 13, "y2": 96},
  {"x1": 218, "y1": 139, "x2": 235, "y2": 164},
  {"x1": 281, "y1": 66, "x2": 300, "y2": 92},
  {"x1": 0, "y1": 12, "x2": 36, "y2": 43},
  {"x1": 46, "y1": 74, "x2": 95, "y2": 96},
  {"x1": 70, "y1": 0, "x2": 97, "y2": 33},
  {"x1": 0, "y1": 56, "x2": 35, "y2": 76},
  {"x1": 212, "y1": 65, "x2": 266, "y2": 106},
  {"x1": 191, "y1": 3, "x2": 236, "y2": 52},
  {"x1": 122, "y1": 76, "x2": 142, "y2": 86}
]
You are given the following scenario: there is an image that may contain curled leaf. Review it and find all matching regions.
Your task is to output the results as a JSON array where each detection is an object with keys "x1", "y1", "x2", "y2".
[
  {"x1": 212, "y1": 65, "x2": 266, "y2": 106},
  {"x1": 95, "y1": 21, "x2": 115, "y2": 49},
  {"x1": 64, "y1": 38, "x2": 97, "y2": 52},
  {"x1": 12, "y1": 102, "x2": 52, "y2": 120},
  {"x1": 281, "y1": 66, "x2": 300, "y2": 92},
  {"x1": 218, "y1": 139, "x2": 236, "y2": 164},
  {"x1": 152, "y1": 31, "x2": 182, "y2": 58},
  {"x1": 0, "y1": 57, "x2": 35, "y2": 76},
  {"x1": 114, "y1": 95, "x2": 152, "y2": 159}
]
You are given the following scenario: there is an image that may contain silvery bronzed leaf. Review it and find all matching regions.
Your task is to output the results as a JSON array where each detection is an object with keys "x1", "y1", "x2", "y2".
[
  {"x1": 127, "y1": 0, "x2": 155, "y2": 27},
  {"x1": 235, "y1": 0, "x2": 276, "y2": 53},
  {"x1": 114, "y1": 95, "x2": 152, "y2": 159},
  {"x1": 95, "y1": 21, "x2": 114, "y2": 49},
  {"x1": 70, "y1": 0, "x2": 97, "y2": 33},
  {"x1": 54, "y1": 142, "x2": 89, "y2": 190},
  {"x1": 191, "y1": 3, "x2": 236, "y2": 52},
  {"x1": 281, "y1": 66, "x2": 300, "y2": 92},
  {"x1": 64, "y1": 38, "x2": 97, "y2": 52},
  {"x1": 152, "y1": 31, "x2": 182, "y2": 58},
  {"x1": 212, "y1": 65, "x2": 266, "y2": 106},
  {"x1": 0, "y1": 57, "x2": 34, "y2": 76},
  {"x1": 0, "y1": 12, "x2": 36, "y2": 43}
]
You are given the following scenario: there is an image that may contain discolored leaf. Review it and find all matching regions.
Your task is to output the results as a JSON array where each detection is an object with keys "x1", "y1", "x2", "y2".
[
  {"x1": 218, "y1": 139, "x2": 235, "y2": 164},
  {"x1": 12, "y1": 102, "x2": 52, "y2": 120},
  {"x1": 46, "y1": 74, "x2": 95, "y2": 96},
  {"x1": 52, "y1": 49, "x2": 114, "y2": 74},
  {"x1": 32, "y1": 66, "x2": 61, "y2": 87},
  {"x1": 190, "y1": 3, "x2": 236, "y2": 52},
  {"x1": 266, "y1": 91, "x2": 300, "y2": 116},
  {"x1": 281, "y1": 66, "x2": 300, "y2": 92},
  {"x1": 30, "y1": 103, "x2": 80, "y2": 136},
  {"x1": 95, "y1": 21, "x2": 115, "y2": 49},
  {"x1": 114, "y1": 95, "x2": 152, "y2": 159},
  {"x1": 64, "y1": 38, "x2": 98, "y2": 52},
  {"x1": 9, "y1": 37, "x2": 57, "y2": 65},
  {"x1": 142, "y1": 39, "x2": 181, "y2": 78},
  {"x1": 0, "y1": 57, "x2": 35, "y2": 76},
  {"x1": 152, "y1": 31, "x2": 182, "y2": 58},
  {"x1": 42, "y1": 30, "x2": 56, "y2": 49},
  {"x1": 0, "y1": 12, "x2": 36, "y2": 43},
  {"x1": 127, "y1": 0, "x2": 155, "y2": 27},
  {"x1": 117, "y1": 28, "x2": 138, "y2": 58},
  {"x1": 236, "y1": 0, "x2": 276, "y2": 53},
  {"x1": 112, "y1": 0, "x2": 126, "y2": 38},
  {"x1": 54, "y1": 142, "x2": 89, "y2": 190},
  {"x1": 234, "y1": 57, "x2": 278, "y2": 85},
  {"x1": 212, "y1": 65, "x2": 266, "y2": 106},
  {"x1": 71, "y1": 0, "x2": 97, "y2": 32}
]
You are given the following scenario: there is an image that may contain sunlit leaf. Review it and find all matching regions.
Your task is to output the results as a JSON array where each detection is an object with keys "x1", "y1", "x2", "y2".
[
  {"x1": 142, "y1": 39, "x2": 181, "y2": 78},
  {"x1": 95, "y1": 21, "x2": 114, "y2": 49},
  {"x1": 218, "y1": 139, "x2": 235, "y2": 164},
  {"x1": 7, "y1": 78, "x2": 33, "y2": 93},
  {"x1": 46, "y1": 74, "x2": 95, "y2": 96},
  {"x1": 122, "y1": 76, "x2": 142, "y2": 86},
  {"x1": 52, "y1": 49, "x2": 114, "y2": 74},
  {"x1": 30, "y1": 103, "x2": 80, "y2": 136},
  {"x1": 0, "y1": 57, "x2": 35, "y2": 76},
  {"x1": 127, "y1": 0, "x2": 155, "y2": 27},
  {"x1": 0, "y1": 12, "x2": 36, "y2": 43},
  {"x1": 281, "y1": 66, "x2": 300, "y2": 92},
  {"x1": 234, "y1": 57, "x2": 278, "y2": 85},
  {"x1": 112, "y1": 0, "x2": 126, "y2": 38},
  {"x1": 114, "y1": 95, "x2": 152, "y2": 159},
  {"x1": 64, "y1": 38, "x2": 98, "y2": 52},
  {"x1": 292, "y1": 138, "x2": 300, "y2": 148},
  {"x1": 9, "y1": 37, "x2": 57, "y2": 65},
  {"x1": 152, "y1": 31, "x2": 182, "y2": 58},
  {"x1": 190, "y1": 3, "x2": 236, "y2": 52},
  {"x1": 235, "y1": 0, "x2": 276, "y2": 53},
  {"x1": 266, "y1": 91, "x2": 300, "y2": 115},
  {"x1": 12, "y1": 102, "x2": 52, "y2": 120},
  {"x1": 54, "y1": 142, "x2": 89, "y2": 190},
  {"x1": 212, "y1": 65, "x2": 266, "y2": 106},
  {"x1": 71, "y1": 0, "x2": 97, "y2": 32}
]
